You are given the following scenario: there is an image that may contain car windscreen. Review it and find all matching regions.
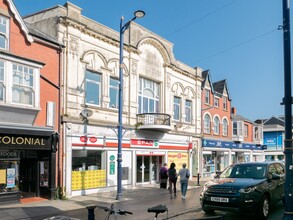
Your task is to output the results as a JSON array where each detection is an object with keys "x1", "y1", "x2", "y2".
[{"x1": 220, "y1": 164, "x2": 267, "y2": 179}]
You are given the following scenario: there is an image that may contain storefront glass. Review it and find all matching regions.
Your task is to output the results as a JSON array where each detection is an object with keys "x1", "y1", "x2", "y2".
[
  {"x1": 203, "y1": 152, "x2": 215, "y2": 177},
  {"x1": 71, "y1": 149, "x2": 106, "y2": 190},
  {"x1": 0, "y1": 159, "x2": 19, "y2": 193}
]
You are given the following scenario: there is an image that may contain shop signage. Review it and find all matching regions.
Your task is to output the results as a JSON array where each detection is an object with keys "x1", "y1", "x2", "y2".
[
  {"x1": 0, "y1": 151, "x2": 19, "y2": 160},
  {"x1": 202, "y1": 139, "x2": 262, "y2": 150},
  {"x1": 110, "y1": 155, "x2": 115, "y2": 161},
  {"x1": 110, "y1": 162, "x2": 115, "y2": 175},
  {"x1": 0, "y1": 135, "x2": 51, "y2": 149},
  {"x1": 167, "y1": 152, "x2": 188, "y2": 168},
  {"x1": 136, "y1": 151, "x2": 165, "y2": 156},
  {"x1": 131, "y1": 139, "x2": 159, "y2": 148}
]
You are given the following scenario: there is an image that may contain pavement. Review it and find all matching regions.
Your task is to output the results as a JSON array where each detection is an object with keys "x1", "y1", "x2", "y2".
[{"x1": 0, "y1": 178, "x2": 285, "y2": 220}]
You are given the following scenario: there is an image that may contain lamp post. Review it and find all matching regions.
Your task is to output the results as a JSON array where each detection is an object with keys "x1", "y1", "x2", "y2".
[
  {"x1": 281, "y1": 0, "x2": 293, "y2": 219},
  {"x1": 117, "y1": 10, "x2": 145, "y2": 200}
]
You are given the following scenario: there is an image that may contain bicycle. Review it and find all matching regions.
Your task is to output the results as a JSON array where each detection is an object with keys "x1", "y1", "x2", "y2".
[
  {"x1": 94, "y1": 203, "x2": 133, "y2": 220},
  {"x1": 147, "y1": 204, "x2": 168, "y2": 220}
]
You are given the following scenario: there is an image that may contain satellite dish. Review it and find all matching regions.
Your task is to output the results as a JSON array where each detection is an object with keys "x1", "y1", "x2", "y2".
[{"x1": 80, "y1": 109, "x2": 93, "y2": 118}]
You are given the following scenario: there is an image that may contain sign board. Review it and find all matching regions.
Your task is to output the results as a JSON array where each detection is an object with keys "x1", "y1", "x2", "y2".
[{"x1": 110, "y1": 162, "x2": 115, "y2": 175}]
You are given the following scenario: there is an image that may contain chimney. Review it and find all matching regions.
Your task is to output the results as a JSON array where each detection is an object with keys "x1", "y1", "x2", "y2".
[{"x1": 231, "y1": 107, "x2": 236, "y2": 115}]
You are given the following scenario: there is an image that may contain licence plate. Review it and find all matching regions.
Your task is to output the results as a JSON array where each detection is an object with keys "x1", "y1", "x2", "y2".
[{"x1": 211, "y1": 197, "x2": 229, "y2": 203}]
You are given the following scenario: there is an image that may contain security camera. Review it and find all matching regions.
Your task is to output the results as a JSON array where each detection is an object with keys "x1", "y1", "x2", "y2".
[{"x1": 80, "y1": 109, "x2": 93, "y2": 118}]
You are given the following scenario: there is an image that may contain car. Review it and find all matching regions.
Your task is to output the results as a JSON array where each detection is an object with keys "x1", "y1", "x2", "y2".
[{"x1": 200, "y1": 161, "x2": 285, "y2": 219}]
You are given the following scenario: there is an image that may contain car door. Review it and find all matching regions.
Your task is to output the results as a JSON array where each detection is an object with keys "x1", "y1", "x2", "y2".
[
  {"x1": 267, "y1": 164, "x2": 279, "y2": 203},
  {"x1": 274, "y1": 163, "x2": 285, "y2": 201}
]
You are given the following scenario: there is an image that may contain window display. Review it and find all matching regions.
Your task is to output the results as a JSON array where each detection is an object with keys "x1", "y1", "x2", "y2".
[{"x1": 0, "y1": 160, "x2": 19, "y2": 193}]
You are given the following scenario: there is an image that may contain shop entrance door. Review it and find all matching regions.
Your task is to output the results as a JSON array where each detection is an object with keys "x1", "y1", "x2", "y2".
[
  {"x1": 136, "y1": 156, "x2": 161, "y2": 183},
  {"x1": 19, "y1": 157, "x2": 37, "y2": 198}
]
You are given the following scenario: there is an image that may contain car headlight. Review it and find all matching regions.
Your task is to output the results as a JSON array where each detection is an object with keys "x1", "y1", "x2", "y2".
[
  {"x1": 202, "y1": 184, "x2": 210, "y2": 192},
  {"x1": 239, "y1": 186, "x2": 257, "y2": 193}
]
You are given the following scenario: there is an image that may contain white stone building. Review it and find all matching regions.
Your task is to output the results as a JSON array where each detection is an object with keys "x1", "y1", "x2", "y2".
[{"x1": 24, "y1": 2, "x2": 203, "y2": 197}]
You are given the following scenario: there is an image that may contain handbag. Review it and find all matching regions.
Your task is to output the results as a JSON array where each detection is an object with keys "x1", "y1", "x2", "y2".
[{"x1": 186, "y1": 170, "x2": 190, "y2": 178}]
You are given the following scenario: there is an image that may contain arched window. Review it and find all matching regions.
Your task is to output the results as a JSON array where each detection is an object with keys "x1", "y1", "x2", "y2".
[
  {"x1": 204, "y1": 114, "x2": 211, "y2": 133},
  {"x1": 223, "y1": 118, "x2": 228, "y2": 136},
  {"x1": 214, "y1": 116, "x2": 220, "y2": 134}
]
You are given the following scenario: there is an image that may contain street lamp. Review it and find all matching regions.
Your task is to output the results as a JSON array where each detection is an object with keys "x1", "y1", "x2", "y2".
[
  {"x1": 281, "y1": 0, "x2": 293, "y2": 219},
  {"x1": 117, "y1": 10, "x2": 145, "y2": 200}
]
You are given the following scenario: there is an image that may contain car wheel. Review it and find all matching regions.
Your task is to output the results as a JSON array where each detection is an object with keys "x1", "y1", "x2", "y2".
[
  {"x1": 257, "y1": 195, "x2": 270, "y2": 219},
  {"x1": 202, "y1": 206, "x2": 214, "y2": 214}
]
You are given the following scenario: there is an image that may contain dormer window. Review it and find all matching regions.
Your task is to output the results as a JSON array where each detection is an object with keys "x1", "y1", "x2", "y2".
[
  {"x1": 205, "y1": 89, "x2": 210, "y2": 105},
  {"x1": 0, "y1": 15, "x2": 9, "y2": 50}
]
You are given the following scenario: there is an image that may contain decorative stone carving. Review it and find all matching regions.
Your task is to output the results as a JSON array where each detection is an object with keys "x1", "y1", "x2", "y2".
[{"x1": 69, "y1": 37, "x2": 79, "y2": 56}]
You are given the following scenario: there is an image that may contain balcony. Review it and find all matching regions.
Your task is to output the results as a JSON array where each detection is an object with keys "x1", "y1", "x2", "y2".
[{"x1": 136, "y1": 113, "x2": 171, "y2": 132}]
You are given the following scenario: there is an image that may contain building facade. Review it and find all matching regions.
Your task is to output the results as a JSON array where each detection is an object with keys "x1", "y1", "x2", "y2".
[
  {"x1": 200, "y1": 70, "x2": 264, "y2": 178},
  {"x1": 24, "y1": 2, "x2": 203, "y2": 197},
  {"x1": 0, "y1": 0, "x2": 61, "y2": 203}
]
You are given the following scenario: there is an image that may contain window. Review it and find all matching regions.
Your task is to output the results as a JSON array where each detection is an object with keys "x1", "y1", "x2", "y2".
[
  {"x1": 12, "y1": 63, "x2": 34, "y2": 105},
  {"x1": 254, "y1": 126, "x2": 263, "y2": 141},
  {"x1": 138, "y1": 77, "x2": 160, "y2": 113},
  {"x1": 244, "y1": 124, "x2": 248, "y2": 137},
  {"x1": 109, "y1": 77, "x2": 119, "y2": 108},
  {"x1": 233, "y1": 121, "x2": 243, "y2": 136},
  {"x1": 85, "y1": 70, "x2": 101, "y2": 105},
  {"x1": 173, "y1": 96, "x2": 181, "y2": 121},
  {"x1": 223, "y1": 97, "x2": 227, "y2": 110},
  {"x1": 204, "y1": 114, "x2": 211, "y2": 133},
  {"x1": 0, "y1": 61, "x2": 4, "y2": 101},
  {"x1": 205, "y1": 89, "x2": 210, "y2": 104},
  {"x1": 185, "y1": 100, "x2": 192, "y2": 123},
  {"x1": 214, "y1": 116, "x2": 220, "y2": 134},
  {"x1": 0, "y1": 16, "x2": 8, "y2": 50},
  {"x1": 222, "y1": 118, "x2": 228, "y2": 136},
  {"x1": 214, "y1": 97, "x2": 219, "y2": 107}
]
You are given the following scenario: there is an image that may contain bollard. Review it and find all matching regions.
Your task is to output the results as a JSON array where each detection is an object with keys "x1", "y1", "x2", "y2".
[
  {"x1": 86, "y1": 205, "x2": 96, "y2": 220},
  {"x1": 197, "y1": 173, "x2": 200, "y2": 186}
]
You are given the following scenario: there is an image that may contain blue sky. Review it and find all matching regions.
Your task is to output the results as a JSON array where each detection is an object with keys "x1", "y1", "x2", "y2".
[{"x1": 14, "y1": 0, "x2": 287, "y2": 121}]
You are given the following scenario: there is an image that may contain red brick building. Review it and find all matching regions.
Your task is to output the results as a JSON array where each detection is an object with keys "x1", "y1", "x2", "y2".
[
  {"x1": 200, "y1": 70, "x2": 263, "y2": 178},
  {"x1": 0, "y1": 0, "x2": 62, "y2": 203}
]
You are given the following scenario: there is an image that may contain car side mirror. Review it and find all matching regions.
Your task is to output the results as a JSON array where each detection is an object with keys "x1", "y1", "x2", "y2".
[{"x1": 271, "y1": 173, "x2": 280, "y2": 180}]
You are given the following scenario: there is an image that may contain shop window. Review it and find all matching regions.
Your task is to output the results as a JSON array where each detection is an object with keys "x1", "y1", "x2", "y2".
[
  {"x1": 71, "y1": 149, "x2": 106, "y2": 190},
  {"x1": 0, "y1": 151, "x2": 19, "y2": 193}
]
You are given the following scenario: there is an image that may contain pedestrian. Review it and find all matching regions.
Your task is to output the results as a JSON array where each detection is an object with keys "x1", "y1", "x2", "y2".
[
  {"x1": 178, "y1": 163, "x2": 190, "y2": 200},
  {"x1": 167, "y1": 162, "x2": 177, "y2": 199},
  {"x1": 159, "y1": 163, "x2": 168, "y2": 189}
]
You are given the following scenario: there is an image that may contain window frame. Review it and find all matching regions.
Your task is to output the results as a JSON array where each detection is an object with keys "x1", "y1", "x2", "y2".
[
  {"x1": 205, "y1": 89, "x2": 210, "y2": 105},
  {"x1": 109, "y1": 77, "x2": 119, "y2": 109},
  {"x1": 222, "y1": 118, "x2": 228, "y2": 136},
  {"x1": 204, "y1": 114, "x2": 211, "y2": 134},
  {"x1": 214, "y1": 116, "x2": 220, "y2": 134},
  {"x1": 0, "y1": 15, "x2": 9, "y2": 50},
  {"x1": 185, "y1": 99, "x2": 192, "y2": 123},
  {"x1": 214, "y1": 97, "x2": 219, "y2": 108},
  {"x1": 173, "y1": 96, "x2": 181, "y2": 121},
  {"x1": 85, "y1": 69, "x2": 102, "y2": 106}
]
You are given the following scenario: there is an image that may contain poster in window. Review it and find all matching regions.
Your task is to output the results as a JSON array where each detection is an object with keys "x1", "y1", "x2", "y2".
[
  {"x1": 0, "y1": 169, "x2": 6, "y2": 184},
  {"x1": 40, "y1": 161, "x2": 49, "y2": 187},
  {"x1": 6, "y1": 168, "x2": 15, "y2": 188}
]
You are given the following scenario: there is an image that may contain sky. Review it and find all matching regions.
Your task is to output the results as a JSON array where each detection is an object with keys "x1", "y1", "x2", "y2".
[{"x1": 13, "y1": 0, "x2": 288, "y2": 121}]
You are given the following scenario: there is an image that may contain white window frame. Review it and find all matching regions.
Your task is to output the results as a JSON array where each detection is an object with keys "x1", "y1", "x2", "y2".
[
  {"x1": 173, "y1": 96, "x2": 181, "y2": 121},
  {"x1": 214, "y1": 97, "x2": 219, "y2": 108},
  {"x1": 222, "y1": 118, "x2": 228, "y2": 136},
  {"x1": 85, "y1": 69, "x2": 101, "y2": 106},
  {"x1": 205, "y1": 89, "x2": 210, "y2": 105},
  {"x1": 109, "y1": 77, "x2": 119, "y2": 108},
  {"x1": 204, "y1": 114, "x2": 211, "y2": 134},
  {"x1": 233, "y1": 121, "x2": 243, "y2": 136},
  {"x1": 0, "y1": 15, "x2": 9, "y2": 50},
  {"x1": 0, "y1": 54, "x2": 41, "y2": 109},
  {"x1": 214, "y1": 116, "x2": 220, "y2": 134},
  {"x1": 185, "y1": 99, "x2": 192, "y2": 123},
  {"x1": 223, "y1": 97, "x2": 227, "y2": 110}
]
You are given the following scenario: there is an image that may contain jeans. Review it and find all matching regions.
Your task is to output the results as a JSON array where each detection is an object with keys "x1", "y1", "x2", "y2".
[{"x1": 180, "y1": 180, "x2": 188, "y2": 197}]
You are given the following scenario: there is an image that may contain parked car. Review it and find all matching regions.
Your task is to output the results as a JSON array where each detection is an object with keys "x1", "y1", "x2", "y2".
[{"x1": 200, "y1": 161, "x2": 285, "y2": 219}]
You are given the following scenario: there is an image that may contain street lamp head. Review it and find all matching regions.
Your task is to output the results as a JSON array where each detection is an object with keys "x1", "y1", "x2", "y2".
[{"x1": 134, "y1": 10, "x2": 145, "y2": 19}]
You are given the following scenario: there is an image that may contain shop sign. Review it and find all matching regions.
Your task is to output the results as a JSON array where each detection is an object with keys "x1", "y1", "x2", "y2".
[
  {"x1": 0, "y1": 135, "x2": 51, "y2": 149},
  {"x1": 110, "y1": 155, "x2": 115, "y2": 161},
  {"x1": 136, "y1": 151, "x2": 165, "y2": 156},
  {"x1": 110, "y1": 162, "x2": 115, "y2": 175},
  {"x1": 131, "y1": 139, "x2": 159, "y2": 148},
  {"x1": 0, "y1": 151, "x2": 19, "y2": 160},
  {"x1": 202, "y1": 139, "x2": 262, "y2": 150},
  {"x1": 167, "y1": 152, "x2": 188, "y2": 168}
]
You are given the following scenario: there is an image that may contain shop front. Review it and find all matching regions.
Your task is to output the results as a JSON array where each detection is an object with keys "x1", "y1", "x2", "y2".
[
  {"x1": 202, "y1": 139, "x2": 264, "y2": 177},
  {"x1": 0, "y1": 126, "x2": 57, "y2": 204}
]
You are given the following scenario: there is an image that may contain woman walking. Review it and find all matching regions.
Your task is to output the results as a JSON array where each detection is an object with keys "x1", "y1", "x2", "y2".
[
  {"x1": 167, "y1": 162, "x2": 177, "y2": 199},
  {"x1": 178, "y1": 163, "x2": 190, "y2": 199}
]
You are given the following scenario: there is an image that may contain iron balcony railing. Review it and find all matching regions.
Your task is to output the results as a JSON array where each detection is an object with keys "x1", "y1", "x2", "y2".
[{"x1": 136, "y1": 113, "x2": 171, "y2": 132}]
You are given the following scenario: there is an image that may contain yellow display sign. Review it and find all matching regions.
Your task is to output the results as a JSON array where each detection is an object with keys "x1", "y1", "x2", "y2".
[
  {"x1": 0, "y1": 169, "x2": 6, "y2": 184},
  {"x1": 167, "y1": 152, "x2": 189, "y2": 169},
  {"x1": 71, "y1": 170, "x2": 106, "y2": 190}
]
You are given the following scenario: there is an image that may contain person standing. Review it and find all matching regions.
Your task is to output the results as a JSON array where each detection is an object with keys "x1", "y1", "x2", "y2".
[
  {"x1": 178, "y1": 163, "x2": 190, "y2": 199},
  {"x1": 168, "y1": 162, "x2": 177, "y2": 199},
  {"x1": 159, "y1": 163, "x2": 168, "y2": 188}
]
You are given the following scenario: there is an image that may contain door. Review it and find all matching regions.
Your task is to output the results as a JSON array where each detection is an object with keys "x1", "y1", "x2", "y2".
[
  {"x1": 19, "y1": 158, "x2": 37, "y2": 197},
  {"x1": 136, "y1": 156, "x2": 150, "y2": 183}
]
